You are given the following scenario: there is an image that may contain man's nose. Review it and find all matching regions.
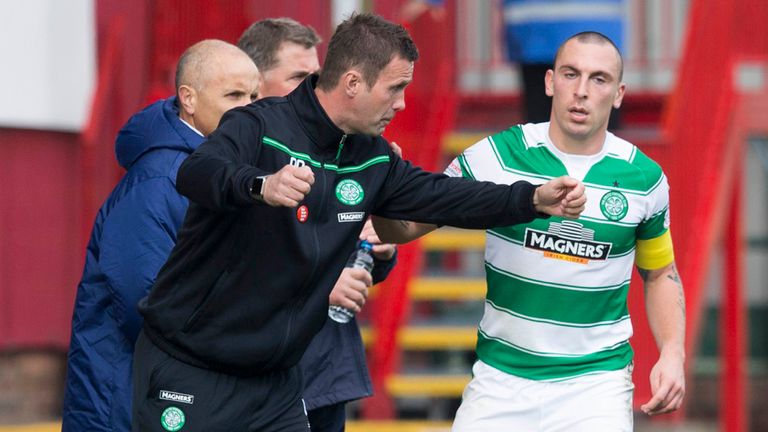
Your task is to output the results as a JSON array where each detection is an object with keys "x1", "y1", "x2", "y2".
[
  {"x1": 392, "y1": 93, "x2": 406, "y2": 112},
  {"x1": 574, "y1": 78, "x2": 589, "y2": 98}
]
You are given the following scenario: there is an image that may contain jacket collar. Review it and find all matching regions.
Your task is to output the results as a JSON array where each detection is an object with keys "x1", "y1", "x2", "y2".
[
  {"x1": 165, "y1": 97, "x2": 206, "y2": 150},
  {"x1": 115, "y1": 97, "x2": 205, "y2": 169},
  {"x1": 287, "y1": 74, "x2": 346, "y2": 152}
]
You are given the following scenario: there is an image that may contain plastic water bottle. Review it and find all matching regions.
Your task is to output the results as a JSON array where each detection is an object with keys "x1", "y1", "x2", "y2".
[{"x1": 328, "y1": 240, "x2": 374, "y2": 323}]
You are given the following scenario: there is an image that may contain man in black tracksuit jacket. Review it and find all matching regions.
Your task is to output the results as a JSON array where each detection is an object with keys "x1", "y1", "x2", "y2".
[{"x1": 132, "y1": 13, "x2": 586, "y2": 432}]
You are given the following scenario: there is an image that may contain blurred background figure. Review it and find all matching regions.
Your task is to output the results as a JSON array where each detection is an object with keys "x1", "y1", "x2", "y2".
[
  {"x1": 238, "y1": 17, "x2": 321, "y2": 98},
  {"x1": 398, "y1": 0, "x2": 446, "y2": 22}
]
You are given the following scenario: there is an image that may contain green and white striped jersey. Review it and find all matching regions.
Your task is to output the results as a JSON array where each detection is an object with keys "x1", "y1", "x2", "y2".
[{"x1": 446, "y1": 122, "x2": 671, "y2": 381}]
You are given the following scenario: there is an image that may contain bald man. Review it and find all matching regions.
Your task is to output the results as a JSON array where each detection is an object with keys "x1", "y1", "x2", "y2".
[{"x1": 62, "y1": 40, "x2": 260, "y2": 432}]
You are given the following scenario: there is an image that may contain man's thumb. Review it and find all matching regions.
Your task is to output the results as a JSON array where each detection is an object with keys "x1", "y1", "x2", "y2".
[
  {"x1": 296, "y1": 166, "x2": 315, "y2": 183},
  {"x1": 560, "y1": 176, "x2": 579, "y2": 187}
]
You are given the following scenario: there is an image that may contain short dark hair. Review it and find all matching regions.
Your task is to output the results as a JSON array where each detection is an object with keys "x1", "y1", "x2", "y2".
[
  {"x1": 237, "y1": 18, "x2": 321, "y2": 72},
  {"x1": 554, "y1": 31, "x2": 624, "y2": 81},
  {"x1": 317, "y1": 13, "x2": 419, "y2": 91}
]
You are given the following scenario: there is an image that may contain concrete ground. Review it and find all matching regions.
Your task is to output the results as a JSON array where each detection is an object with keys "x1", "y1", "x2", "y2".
[{"x1": 635, "y1": 417, "x2": 718, "y2": 432}]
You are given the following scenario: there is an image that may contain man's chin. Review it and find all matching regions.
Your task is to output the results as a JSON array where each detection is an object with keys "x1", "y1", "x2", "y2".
[
  {"x1": 564, "y1": 124, "x2": 592, "y2": 138},
  {"x1": 369, "y1": 126, "x2": 386, "y2": 136}
]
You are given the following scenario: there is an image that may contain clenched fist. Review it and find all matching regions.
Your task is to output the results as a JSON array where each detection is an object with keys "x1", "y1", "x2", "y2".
[
  {"x1": 262, "y1": 165, "x2": 315, "y2": 207},
  {"x1": 533, "y1": 176, "x2": 586, "y2": 219}
]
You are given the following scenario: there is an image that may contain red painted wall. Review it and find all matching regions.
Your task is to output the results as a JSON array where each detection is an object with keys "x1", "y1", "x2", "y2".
[
  {"x1": 0, "y1": 1, "x2": 150, "y2": 349},
  {"x1": 0, "y1": 130, "x2": 82, "y2": 348}
]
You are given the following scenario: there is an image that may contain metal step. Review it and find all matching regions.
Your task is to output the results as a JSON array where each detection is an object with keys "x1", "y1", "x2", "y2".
[
  {"x1": 386, "y1": 374, "x2": 470, "y2": 398},
  {"x1": 409, "y1": 277, "x2": 486, "y2": 300},
  {"x1": 421, "y1": 228, "x2": 485, "y2": 251},
  {"x1": 346, "y1": 421, "x2": 451, "y2": 432},
  {"x1": 442, "y1": 132, "x2": 488, "y2": 154},
  {"x1": 360, "y1": 326, "x2": 477, "y2": 349},
  {"x1": 370, "y1": 277, "x2": 486, "y2": 300}
]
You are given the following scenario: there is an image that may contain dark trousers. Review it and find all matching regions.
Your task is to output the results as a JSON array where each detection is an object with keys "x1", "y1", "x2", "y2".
[
  {"x1": 307, "y1": 402, "x2": 346, "y2": 432},
  {"x1": 132, "y1": 330, "x2": 310, "y2": 432}
]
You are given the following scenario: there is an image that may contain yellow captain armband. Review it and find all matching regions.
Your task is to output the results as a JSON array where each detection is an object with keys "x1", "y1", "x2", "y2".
[{"x1": 635, "y1": 230, "x2": 675, "y2": 270}]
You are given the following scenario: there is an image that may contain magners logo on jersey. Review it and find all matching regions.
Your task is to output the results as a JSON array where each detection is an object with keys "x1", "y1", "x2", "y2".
[{"x1": 524, "y1": 220, "x2": 611, "y2": 264}]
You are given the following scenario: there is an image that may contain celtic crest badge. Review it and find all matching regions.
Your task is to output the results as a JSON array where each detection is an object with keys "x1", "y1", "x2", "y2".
[
  {"x1": 160, "y1": 406, "x2": 186, "y2": 431},
  {"x1": 335, "y1": 179, "x2": 364, "y2": 205},
  {"x1": 600, "y1": 190, "x2": 629, "y2": 221}
]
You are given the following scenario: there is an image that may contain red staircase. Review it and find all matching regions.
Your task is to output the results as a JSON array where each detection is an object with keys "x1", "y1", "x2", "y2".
[{"x1": 661, "y1": 2, "x2": 768, "y2": 430}]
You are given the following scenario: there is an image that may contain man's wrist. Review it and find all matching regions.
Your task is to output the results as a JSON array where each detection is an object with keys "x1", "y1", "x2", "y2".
[
  {"x1": 660, "y1": 345, "x2": 686, "y2": 362},
  {"x1": 531, "y1": 185, "x2": 549, "y2": 218}
]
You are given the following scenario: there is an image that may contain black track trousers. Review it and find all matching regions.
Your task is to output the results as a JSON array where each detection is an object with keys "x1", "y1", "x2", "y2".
[{"x1": 132, "y1": 330, "x2": 310, "y2": 432}]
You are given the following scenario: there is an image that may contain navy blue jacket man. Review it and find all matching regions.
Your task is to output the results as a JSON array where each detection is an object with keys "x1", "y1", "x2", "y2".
[{"x1": 62, "y1": 97, "x2": 204, "y2": 431}]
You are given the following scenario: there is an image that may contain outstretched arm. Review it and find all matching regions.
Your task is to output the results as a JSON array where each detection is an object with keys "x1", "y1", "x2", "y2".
[
  {"x1": 638, "y1": 262, "x2": 686, "y2": 416},
  {"x1": 371, "y1": 216, "x2": 437, "y2": 244},
  {"x1": 371, "y1": 175, "x2": 585, "y2": 244}
]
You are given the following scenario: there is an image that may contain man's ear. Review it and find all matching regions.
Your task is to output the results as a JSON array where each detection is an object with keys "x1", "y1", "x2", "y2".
[
  {"x1": 613, "y1": 82, "x2": 627, "y2": 109},
  {"x1": 342, "y1": 70, "x2": 363, "y2": 98},
  {"x1": 544, "y1": 70, "x2": 555, "y2": 97},
  {"x1": 177, "y1": 85, "x2": 197, "y2": 115}
]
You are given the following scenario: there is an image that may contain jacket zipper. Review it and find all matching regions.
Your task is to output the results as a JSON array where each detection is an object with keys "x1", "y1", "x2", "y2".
[
  {"x1": 334, "y1": 134, "x2": 347, "y2": 164},
  {"x1": 268, "y1": 301, "x2": 297, "y2": 368},
  {"x1": 270, "y1": 136, "x2": 345, "y2": 368}
]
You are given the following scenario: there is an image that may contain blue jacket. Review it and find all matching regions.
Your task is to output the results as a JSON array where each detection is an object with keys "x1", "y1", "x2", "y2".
[
  {"x1": 62, "y1": 97, "x2": 204, "y2": 432},
  {"x1": 503, "y1": 0, "x2": 625, "y2": 64}
]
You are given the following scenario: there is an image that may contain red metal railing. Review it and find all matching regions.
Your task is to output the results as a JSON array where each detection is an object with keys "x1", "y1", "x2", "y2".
[
  {"x1": 661, "y1": 0, "x2": 768, "y2": 430},
  {"x1": 363, "y1": 0, "x2": 458, "y2": 418}
]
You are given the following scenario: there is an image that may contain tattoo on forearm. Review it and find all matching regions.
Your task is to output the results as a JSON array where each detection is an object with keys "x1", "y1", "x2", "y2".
[
  {"x1": 677, "y1": 283, "x2": 686, "y2": 319},
  {"x1": 398, "y1": 220, "x2": 411, "y2": 229},
  {"x1": 668, "y1": 264, "x2": 686, "y2": 319},
  {"x1": 667, "y1": 263, "x2": 682, "y2": 285}
]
